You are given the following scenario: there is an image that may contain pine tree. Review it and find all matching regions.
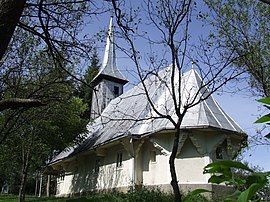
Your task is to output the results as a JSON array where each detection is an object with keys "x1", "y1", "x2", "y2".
[{"x1": 79, "y1": 49, "x2": 100, "y2": 120}]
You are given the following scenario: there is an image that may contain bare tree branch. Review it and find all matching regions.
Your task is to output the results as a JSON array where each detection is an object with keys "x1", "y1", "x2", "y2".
[{"x1": 0, "y1": 98, "x2": 45, "y2": 111}]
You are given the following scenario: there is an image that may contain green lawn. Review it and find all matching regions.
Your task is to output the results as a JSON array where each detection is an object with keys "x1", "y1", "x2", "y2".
[
  {"x1": 0, "y1": 195, "x2": 67, "y2": 202},
  {"x1": 0, "y1": 192, "x2": 174, "y2": 202},
  {"x1": 0, "y1": 189, "x2": 207, "y2": 202}
]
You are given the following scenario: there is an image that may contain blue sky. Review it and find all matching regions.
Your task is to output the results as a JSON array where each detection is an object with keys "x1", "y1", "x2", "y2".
[{"x1": 85, "y1": 1, "x2": 269, "y2": 171}]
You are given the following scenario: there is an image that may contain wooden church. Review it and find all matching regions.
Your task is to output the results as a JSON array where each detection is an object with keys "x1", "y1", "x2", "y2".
[{"x1": 47, "y1": 17, "x2": 246, "y2": 197}]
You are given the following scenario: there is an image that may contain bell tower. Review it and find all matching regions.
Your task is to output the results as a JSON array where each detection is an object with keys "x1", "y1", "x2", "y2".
[{"x1": 90, "y1": 17, "x2": 128, "y2": 119}]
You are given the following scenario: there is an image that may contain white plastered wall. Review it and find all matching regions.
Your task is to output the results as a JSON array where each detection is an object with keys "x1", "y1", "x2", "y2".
[
  {"x1": 142, "y1": 132, "x2": 220, "y2": 186},
  {"x1": 56, "y1": 143, "x2": 132, "y2": 196},
  {"x1": 55, "y1": 131, "x2": 241, "y2": 196}
]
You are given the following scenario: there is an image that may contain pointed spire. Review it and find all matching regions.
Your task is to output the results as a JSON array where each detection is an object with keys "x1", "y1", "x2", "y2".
[
  {"x1": 91, "y1": 17, "x2": 128, "y2": 85},
  {"x1": 102, "y1": 17, "x2": 115, "y2": 71}
]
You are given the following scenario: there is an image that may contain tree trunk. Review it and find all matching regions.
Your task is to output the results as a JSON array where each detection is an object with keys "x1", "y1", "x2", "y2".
[
  {"x1": 18, "y1": 157, "x2": 30, "y2": 202},
  {"x1": 35, "y1": 174, "x2": 38, "y2": 196},
  {"x1": 46, "y1": 175, "x2": 51, "y2": 197},
  {"x1": 169, "y1": 127, "x2": 182, "y2": 202},
  {"x1": 18, "y1": 142, "x2": 31, "y2": 202},
  {"x1": 0, "y1": 0, "x2": 26, "y2": 61},
  {"x1": 18, "y1": 167, "x2": 27, "y2": 202},
  {"x1": 39, "y1": 174, "x2": 43, "y2": 197}
]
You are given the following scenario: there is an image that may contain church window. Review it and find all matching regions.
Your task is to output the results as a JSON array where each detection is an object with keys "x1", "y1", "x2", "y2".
[
  {"x1": 150, "y1": 151, "x2": 156, "y2": 163},
  {"x1": 94, "y1": 158, "x2": 101, "y2": 173},
  {"x1": 114, "y1": 86, "x2": 120, "y2": 97},
  {"x1": 216, "y1": 146, "x2": 223, "y2": 159},
  {"x1": 116, "y1": 152, "x2": 123, "y2": 167},
  {"x1": 59, "y1": 171, "x2": 65, "y2": 181}
]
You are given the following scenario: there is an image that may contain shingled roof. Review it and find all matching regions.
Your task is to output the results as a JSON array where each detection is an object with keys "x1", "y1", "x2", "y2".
[{"x1": 51, "y1": 66, "x2": 244, "y2": 164}]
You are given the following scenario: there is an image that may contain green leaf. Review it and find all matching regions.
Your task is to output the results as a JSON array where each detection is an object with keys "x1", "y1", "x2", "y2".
[
  {"x1": 204, "y1": 160, "x2": 253, "y2": 173},
  {"x1": 204, "y1": 165, "x2": 231, "y2": 175},
  {"x1": 237, "y1": 183, "x2": 263, "y2": 202},
  {"x1": 183, "y1": 189, "x2": 212, "y2": 202},
  {"x1": 257, "y1": 97, "x2": 270, "y2": 105},
  {"x1": 224, "y1": 190, "x2": 241, "y2": 202},
  {"x1": 254, "y1": 114, "x2": 270, "y2": 123},
  {"x1": 190, "y1": 189, "x2": 212, "y2": 196},
  {"x1": 246, "y1": 172, "x2": 270, "y2": 186},
  {"x1": 234, "y1": 177, "x2": 246, "y2": 186},
  {"x1": 187, "y1": 188, "x2": 212, "y2": 196},
  {"x1": 208, "y1": 175, "x2": 231, "y2": 184},
  {"x1": 264, "y1": 105, "x2": 270, "y2": 110}
]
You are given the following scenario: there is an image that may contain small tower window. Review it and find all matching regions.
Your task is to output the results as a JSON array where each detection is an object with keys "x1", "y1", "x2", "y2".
[
  {"x1": 114, "y1": 86, "x2": 120, "y2": 97},
  {"x1": 116, "y1": 152, "x2": 123, "y2": 167}
]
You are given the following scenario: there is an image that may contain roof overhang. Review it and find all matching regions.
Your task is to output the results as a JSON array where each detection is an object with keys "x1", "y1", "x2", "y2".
[
  {"x1": 48, "y1": 125, "x2": 246, "y2": 168},
  {"x1": 91, "y1": 74, "x2": 129, "y2": 86}
]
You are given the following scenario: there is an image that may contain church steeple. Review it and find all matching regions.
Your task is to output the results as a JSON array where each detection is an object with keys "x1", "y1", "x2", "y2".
[
  {"x1": 90, "y1": 17, "x2": 128, "y2": 119},
  {"x1": 91, "y1": 17, "x2": 128, "y2": 86}
]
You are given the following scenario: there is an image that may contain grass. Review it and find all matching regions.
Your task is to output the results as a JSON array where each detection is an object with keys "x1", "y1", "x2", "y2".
[
  {"x1": 0, "y1": 194, "x2": 66, "y2": 202},
  {"x1": 0, "y1": 188, "x2": 209, "y2": 202}
]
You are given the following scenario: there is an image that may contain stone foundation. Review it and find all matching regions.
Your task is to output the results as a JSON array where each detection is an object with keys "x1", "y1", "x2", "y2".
[{"x1": 56, "y1": 183, "x2": 234, "y2": 200}]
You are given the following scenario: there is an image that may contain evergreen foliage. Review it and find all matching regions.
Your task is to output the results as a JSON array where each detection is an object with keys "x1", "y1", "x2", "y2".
[{"x1": 76, "y1": 49, "x2": 100, "y2": 120}]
